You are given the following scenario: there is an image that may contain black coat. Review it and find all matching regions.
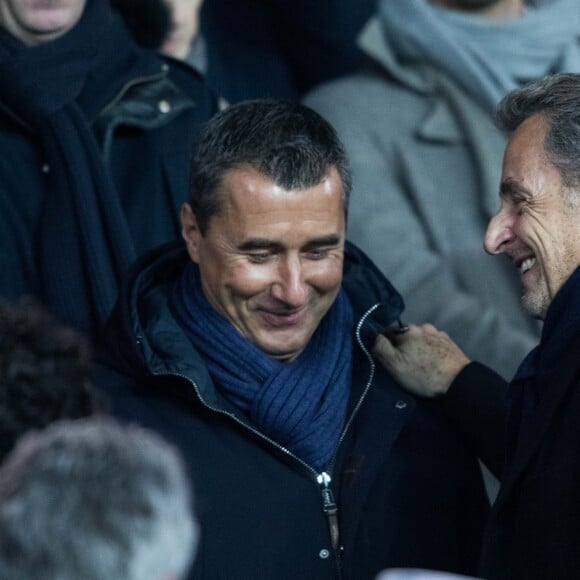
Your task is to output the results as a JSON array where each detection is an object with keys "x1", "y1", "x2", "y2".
[
  {"x1": 200, "y1": 0, "x2": 376, "y2": 101},
  {"x1": 0, "y1": 12, "x2": 217, "y2": 334},
  {"x1": 95, "y1": 241, "x2": 489, "y2": 580},
  {"x1": 445, "y1": 269, "x2": 580, "y2": 579}
]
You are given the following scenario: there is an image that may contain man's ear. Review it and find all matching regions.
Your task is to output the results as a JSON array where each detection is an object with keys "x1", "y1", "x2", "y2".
[{"x1": 181, "y1": 203, "x2": 202, "y2": 263}]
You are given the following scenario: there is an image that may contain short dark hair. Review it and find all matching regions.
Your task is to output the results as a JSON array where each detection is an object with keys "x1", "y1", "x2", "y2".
[
  {"x1": 0, "y1": 298, "x2": 98, "y2": 461},
  {"x1": 188, "y1": 99, "x2": 352, "y2": 234},
  {"x1": 0, "y1": 418, "x2": 197, "y2": 580},
  {"x1": 496, "y1": 73, "x2": 580, "y2": 192}
]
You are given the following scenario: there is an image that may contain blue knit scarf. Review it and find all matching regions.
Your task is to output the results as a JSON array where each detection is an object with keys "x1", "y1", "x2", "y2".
[{"x1": 170, "y1": 263, "x2": 354, "y2": 471}]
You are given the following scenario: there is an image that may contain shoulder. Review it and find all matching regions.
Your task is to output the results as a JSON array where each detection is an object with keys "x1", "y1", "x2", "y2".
[
  {"x1": 304, "y1": 68, "x2": 431, "y2": 139},
  {"x1": 306, "y1": 65, "x2": 426, "y2": 112}
]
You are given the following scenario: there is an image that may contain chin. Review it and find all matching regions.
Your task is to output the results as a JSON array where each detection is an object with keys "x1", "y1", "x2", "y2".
[
  {"x1": 522, "y1": 292, "x2": 549, "y2": 321},
  {"x1": 261, "y1": 341, "x2": 307, "y2": 362}
]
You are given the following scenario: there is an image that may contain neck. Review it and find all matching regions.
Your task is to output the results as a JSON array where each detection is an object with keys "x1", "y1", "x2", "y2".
[{"x1": 430, "y1": 0, "x2": 526, "y2": 20}]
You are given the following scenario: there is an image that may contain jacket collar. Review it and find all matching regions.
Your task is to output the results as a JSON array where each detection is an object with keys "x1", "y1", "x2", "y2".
[
  {"x1": 495, "y1": 267, "x2": 580, "y2": 505},
  {"x1": 358, "y1": 18, "x2": 464, "y2": 144},
  {"x1": 358, "y1": 18, "x2": 433, "y2": 96},
  {"x1": 360, "y1": 18, "x2": 505, "y2": 220}
]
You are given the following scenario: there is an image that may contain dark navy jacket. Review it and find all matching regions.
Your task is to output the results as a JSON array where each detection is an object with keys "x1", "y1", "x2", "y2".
[
  {"x1": 446, "y1": 267, "x2": 580, "y2": 579},
  {"x1": 96, "y1": 241, "x2": 489, "y2": 580}
]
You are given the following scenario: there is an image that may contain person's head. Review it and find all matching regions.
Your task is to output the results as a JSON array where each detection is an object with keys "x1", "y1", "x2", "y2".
[
  {"x1": 160, "y1": 0, "x2": 203, "y2": 59},
  {"x1": 484, "y1": 73, "x2": 580, "y2": 319},
  {"x1": 0, "y1": 418, "x2": 197, "y2": 580},
  {"x1": 0, "y1": 297, "x2": 98, "y2": 462},
  {"x1": 0, "y1": 0, "x2": 86, "y2": 46},
  {"x1": 181, "y1": 100, "x2": 352, "y2": 361}
]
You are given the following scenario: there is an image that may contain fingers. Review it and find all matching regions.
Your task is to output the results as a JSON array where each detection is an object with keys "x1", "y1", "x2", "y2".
[
  {"x1": 373, "y1": 333, "x2": 397, "y2": 361},
  {"x1": 422, "y1": 323, "x2": 438, "y2": 334}
]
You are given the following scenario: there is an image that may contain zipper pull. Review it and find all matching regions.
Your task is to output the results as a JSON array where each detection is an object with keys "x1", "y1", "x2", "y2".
[{"x1": 317, "y1": 472, "x2": 340, "y2": 553}]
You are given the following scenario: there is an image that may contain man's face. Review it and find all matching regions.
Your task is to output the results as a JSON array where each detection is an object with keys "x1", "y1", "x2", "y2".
[
  {"x1": 484, "y1": 114, "x2": 580, "y2": 319},
  {"x1": 181, "y1": 165, "x2": 346, "y2": 362},
  {"x1": 160, "y1": 0, "x2": 203, "y2": 59},
  {"x1": 0, "y1": 0, "x2": 85, "y2": 45}
]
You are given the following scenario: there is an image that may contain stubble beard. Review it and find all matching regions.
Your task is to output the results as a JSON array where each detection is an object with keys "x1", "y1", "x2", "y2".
[{"x1": 521, "y1": 276, "x2": 550, "y2": 320}]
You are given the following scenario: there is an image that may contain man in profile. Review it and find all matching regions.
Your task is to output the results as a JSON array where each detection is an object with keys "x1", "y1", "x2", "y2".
[
  {"x1": 376, "y1": 73, "x2": 580, "y2": 579},
  {"x1": 97, "y1": 100, "x2": 489, "y2": 580}
]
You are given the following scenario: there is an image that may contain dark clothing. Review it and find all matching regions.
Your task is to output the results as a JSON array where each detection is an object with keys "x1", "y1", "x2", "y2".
[
  {"x1": 200, "y1": 0, "x2": 376, "y2": 101},
  {"x1": 0, "y1": 1, "x2": 217, "y2": 336},
  {"x1": 96, "y1": 241, "x2": 489, "y2": 580},
  {"x1": 447, "y1": 267, "x2": 580, "y2": 579}
]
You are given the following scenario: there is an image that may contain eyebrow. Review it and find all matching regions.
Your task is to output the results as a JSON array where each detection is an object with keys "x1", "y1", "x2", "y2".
[{"x1": 237, "y1": 235, "x2": 342, "y2": 252}]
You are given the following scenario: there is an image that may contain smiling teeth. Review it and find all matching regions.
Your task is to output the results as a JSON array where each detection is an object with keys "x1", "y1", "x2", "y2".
[{"x1": 520, "y1": 257, "x2": 536, "y2": 274}]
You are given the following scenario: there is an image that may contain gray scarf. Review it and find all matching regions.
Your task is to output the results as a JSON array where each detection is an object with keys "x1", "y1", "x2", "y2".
[{"x1": 379, "y1": 0, "x2": 580, "y2": 114}]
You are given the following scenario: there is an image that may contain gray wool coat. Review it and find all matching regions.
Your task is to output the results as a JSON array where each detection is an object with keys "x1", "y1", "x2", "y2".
[{"x1": 305, "y1": 18, "x2": 539, "y2": 380}]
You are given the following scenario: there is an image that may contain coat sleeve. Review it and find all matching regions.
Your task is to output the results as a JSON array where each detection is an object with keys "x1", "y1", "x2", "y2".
[
  {"x1": 304, "y1": 81, "x2": 538, "y2": 380},
  {"x1": 443, "y1": 362, "x2": 508, "y2": 478}
]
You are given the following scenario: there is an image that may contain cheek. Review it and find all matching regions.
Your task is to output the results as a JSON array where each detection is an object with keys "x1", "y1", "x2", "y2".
[
  {"x1": 306, "y1": 261, "x2": 344, "y2": 294},
  {"x1": 224, "y1": 263, "x2": 275, "y2": 300}
]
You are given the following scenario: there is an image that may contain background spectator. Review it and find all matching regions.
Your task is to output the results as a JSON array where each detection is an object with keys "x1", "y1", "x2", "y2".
[
  {"x1": 199, "y1": 0, "x2": 377, "y2": 101},
  {"x1": 0, "y1": 417, "x2": 197, "y2": 580},
  {"x1": 0, "y1": 0, "x2": 217, "y2": 336},
  {"x1": 0, "y1": 297, "x2": 98, "y2": 462}
]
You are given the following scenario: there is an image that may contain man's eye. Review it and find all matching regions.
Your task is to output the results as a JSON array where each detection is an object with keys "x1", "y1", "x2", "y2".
[
  {"x1": 305, "y1": 248, "x2": 330, "y2": 260},
  {"x1": 512, "y1": 197, "x2": 528, "y2": 215},
  {"x1": 247, "y1": 253, "x2": 271, "y2": 263}
]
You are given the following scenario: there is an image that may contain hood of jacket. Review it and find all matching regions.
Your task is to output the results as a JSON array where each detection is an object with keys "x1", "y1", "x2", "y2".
[{"x1": 98, "y1": 240, "x2": 404, "y2": 403}]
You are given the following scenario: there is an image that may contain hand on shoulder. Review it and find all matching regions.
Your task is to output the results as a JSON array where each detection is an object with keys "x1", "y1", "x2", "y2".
[{"x1": 373, "y1": 323, "x2": 470, "y2": 398}]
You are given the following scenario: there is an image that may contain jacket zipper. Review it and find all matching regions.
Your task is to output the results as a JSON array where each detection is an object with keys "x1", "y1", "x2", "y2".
[
  {"x1": 150, "y1": 302, "x2": 382, "y2": 579},
  {"x1": 318, "y1": 303, "x2": 382, "y2": 576}
]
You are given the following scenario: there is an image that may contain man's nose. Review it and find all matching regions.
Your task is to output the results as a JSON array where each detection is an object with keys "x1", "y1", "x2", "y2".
[
  {"x1": 271, "y1": 257, "x2": 309, "y2": 307},
  {"x1": 484, "y1": 210, "x2": 515, "y2": 255}
]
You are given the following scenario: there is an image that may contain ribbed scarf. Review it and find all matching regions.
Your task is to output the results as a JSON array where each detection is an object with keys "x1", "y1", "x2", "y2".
[
  {"x1": 379, "y1": 0, "x2": 580, "y2": 114},
  {"x1": 0, "y1": 0, "x2": 142, "y2": 334},
  {"x1": 170, "y1": 262, "x2": 354, "y2": 471}
]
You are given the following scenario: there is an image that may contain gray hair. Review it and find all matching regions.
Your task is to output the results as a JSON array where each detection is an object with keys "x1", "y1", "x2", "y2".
[
  {"x1": 0, "y1": 418, "x2": 197, "y2": 580},
  {"x1": 496, "y1": 73, "x2": 580, "y2": 201}
]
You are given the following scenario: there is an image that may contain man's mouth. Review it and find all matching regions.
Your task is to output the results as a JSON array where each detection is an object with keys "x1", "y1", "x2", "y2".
[
  {"x1": 258, "y1": 308, "x2": 306, "y2": 327},
  {"x1": 516, "y1": 256, "x2": 536, "y2": 275}
]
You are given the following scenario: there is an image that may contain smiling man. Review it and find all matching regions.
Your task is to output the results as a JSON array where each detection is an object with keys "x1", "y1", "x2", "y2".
[
  {"x1": 376, "y1": 73, "x2": 580, "y2": 579},
  {"x1": 95, "y1": 100, "x2": 489, "y2": 580}
]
